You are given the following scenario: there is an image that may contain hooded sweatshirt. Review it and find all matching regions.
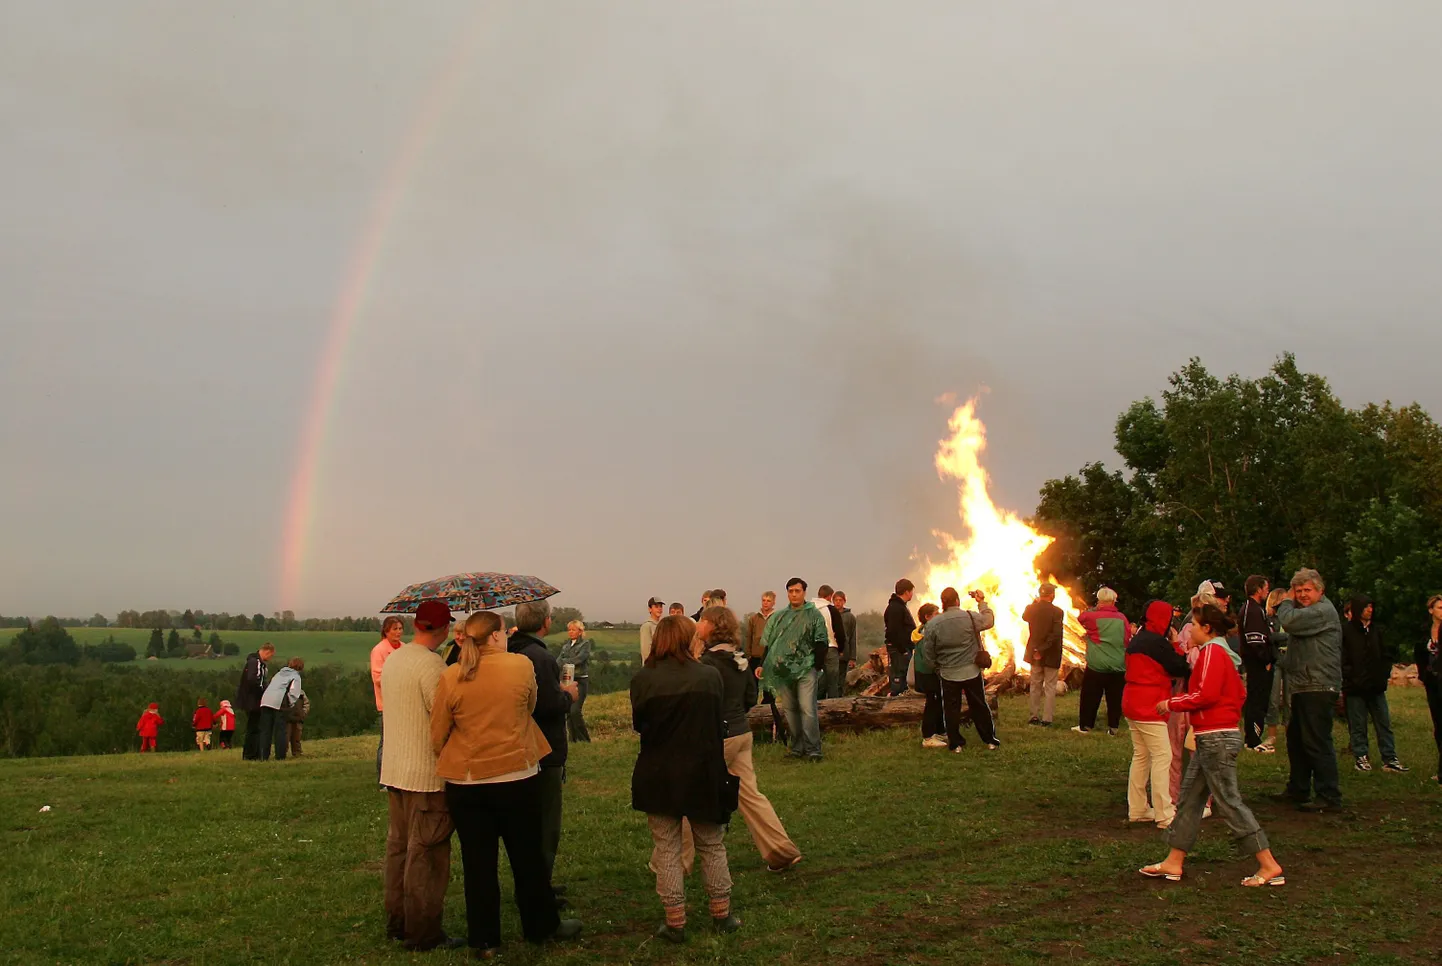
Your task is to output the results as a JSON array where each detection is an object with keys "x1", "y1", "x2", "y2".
[
  {"x1": 192, "y1": 706, "x2": 214, "y2": 730},
  {"x1": 136, "y1": 706, "x2": 164, "y2": 737},
  {"x1": 215, "y1": 701, "x2": 236, "y2": 731},
  {"x1": 1123, "y1": 601, "x2": 1192, "y2": 723},
  {"x1": 1341, "y1": 595, "x2": 1391, "y2": 696}
]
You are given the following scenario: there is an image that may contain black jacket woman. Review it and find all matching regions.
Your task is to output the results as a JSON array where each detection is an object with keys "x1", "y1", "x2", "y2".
[
  {"x1": 630, "y1": 615, "x2": 739, "y2": 943},
  {"x1": 1421, "y1": 595, "x2": 1442, "y2": 783},
  {"x1": 692, "y1": 606, "x2": 802, "y2": 874}
]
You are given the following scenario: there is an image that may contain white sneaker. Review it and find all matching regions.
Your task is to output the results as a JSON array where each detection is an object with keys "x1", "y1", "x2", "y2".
[
  {"x1": 1202, "y1": 805, "x2": 1213, "y2": 819},
  {"x1": 1071, "y1": 726, "x2": 1091, "y2": 734},
  {"x1": 921, "y1": 736, "x2": 947, "y2": 749}
]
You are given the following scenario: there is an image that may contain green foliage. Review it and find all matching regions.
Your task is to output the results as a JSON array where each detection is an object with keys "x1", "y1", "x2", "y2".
[
  {"x1": 87, "y1": 613, "x2": 108, "y2": 628},
  {"x1": 82, "y1": 637, "x2": 137, "y2": 664},
  {"x1": 222, "y1": 642, "x2": 240, "y2": 656},
  {"x1": 165, "y1": 629, "x2": 182, "y2": 656},
  {"x1": 1344, "y1": 499, "x2": 1442, "y2": 651},
  {"x1": 2, "y1": 619, "x2": 80, "y2": 666},
  {"x1": 550, "y1": 605, "x2": 585, "y2": 628},
  {"x1": 146, "y1": 629, "x2": 164, "y2": 659},
  {"x1": 1036, "y1": 355, "x2": 1442, "y2": 619}
]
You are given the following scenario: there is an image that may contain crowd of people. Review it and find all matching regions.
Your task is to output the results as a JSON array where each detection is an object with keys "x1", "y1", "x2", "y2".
[{"x1": 355, "y1": 562, "x2": 1442, "y2": 956}]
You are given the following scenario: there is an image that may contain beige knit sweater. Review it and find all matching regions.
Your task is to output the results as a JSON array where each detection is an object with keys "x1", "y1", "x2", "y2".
[{"x1": 379, "y1": 642, "x2": 445, "y2": 793}]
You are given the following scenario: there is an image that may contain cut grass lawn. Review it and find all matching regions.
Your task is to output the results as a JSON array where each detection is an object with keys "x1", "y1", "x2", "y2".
[
  {"x1": 0, "y1": 627, "x2": 642, "y2": 672},
  {"x1": 2, "y1": 689, "x2": 1438, "y2": 965}
]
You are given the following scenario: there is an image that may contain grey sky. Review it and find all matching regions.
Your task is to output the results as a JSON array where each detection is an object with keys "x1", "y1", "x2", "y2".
[{"x1": 3, "y1": 1, "x2": 1440, "y2": 621}]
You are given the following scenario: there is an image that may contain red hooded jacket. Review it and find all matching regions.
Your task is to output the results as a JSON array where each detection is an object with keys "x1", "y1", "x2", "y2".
[
  {"x1": 1165, "y1": 639, "x2": 1245, "y2": 733},
  {"x1": 1123, "y1": 601, "x2": 1191, "y2": 722},
  {"x1": 136, "y1": 707, "x2": 164, "y2": 738},
  {"x1": 192, "y1": 707, "x2": 214, "y2": 730}
]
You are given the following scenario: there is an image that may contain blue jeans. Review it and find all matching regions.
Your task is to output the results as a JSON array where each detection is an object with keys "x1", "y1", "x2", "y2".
[
  {"x1": 778, "y1": 669, "x2": 823, "y2": 759},
  {"x1": 1167, "y1": 729, "x2": 1268, "y2": 856},
  {"x1": 1345, "y1": 692, "x2": 1397, "y2": 761}
]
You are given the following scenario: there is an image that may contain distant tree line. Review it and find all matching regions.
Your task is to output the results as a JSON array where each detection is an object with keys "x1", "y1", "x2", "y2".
[
  {"x1": 0, "y1": 664, "x2": 379, "y2": 758},
  {"x1": 1033, "y1": 354, "x2": 1442, "y2": 650}
]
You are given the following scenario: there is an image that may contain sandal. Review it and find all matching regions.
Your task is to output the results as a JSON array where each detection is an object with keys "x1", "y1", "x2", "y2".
[
  {"x1": 1138, "y1": 865, "x2": 1181, "y2": 882},
  {"x1": 1241, "y1": 874, "x2": 1286, "y2": 888},
  {"x1": 1253, "y1": 743, "x2": 1276, "y2": 754}
]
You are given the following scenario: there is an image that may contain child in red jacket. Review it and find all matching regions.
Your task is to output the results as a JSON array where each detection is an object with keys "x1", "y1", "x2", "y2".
[
  {"x1": 136, "y1": 703, "x2": 163, "y2": 752},
  {"x1": 215, "y1": 699, "x2": 236, "y2": 749},
  {"x1": 192, "y1": 699, "x2": 215, "y2": 751},
  {"x1": 1139, "y1": 604, "x2": 1284, "y2": 888}
]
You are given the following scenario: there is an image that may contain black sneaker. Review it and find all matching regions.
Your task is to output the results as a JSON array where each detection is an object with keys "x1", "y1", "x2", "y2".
[
  {"x1": 655, "y1": 924, "x2": 686, "y2": 944},
  {"x1": 1298, "y1": 800, "x2": 1341, "y2": 814},
  {"x1": 1355, "y1": 755, "x2": 1372, "y2": 772},
  {"x1": 712, "y1": 915, "x2": 742, "y2": 933},
  {"x1": 1106, "y1": 728, "x2": 1119, "y2": 737},
  {"x1": 1382, "y1": 760, "x2": 1409, "y2": 774},
  {"x1": 1027, "y1": 717, "x2": 1042, "y2": 726}
]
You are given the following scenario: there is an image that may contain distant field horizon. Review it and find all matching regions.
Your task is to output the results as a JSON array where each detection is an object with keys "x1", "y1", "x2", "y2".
[{"x1": 1, "y1": 625, "x2": 643, "y2": 670}]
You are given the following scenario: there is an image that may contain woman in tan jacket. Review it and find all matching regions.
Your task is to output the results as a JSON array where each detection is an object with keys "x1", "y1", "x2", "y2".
[{"x1": 431, "y1": 611, "x2": 582, "y2": 957}]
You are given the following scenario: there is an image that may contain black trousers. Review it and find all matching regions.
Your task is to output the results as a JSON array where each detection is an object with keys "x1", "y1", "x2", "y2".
[
  {"x1": 567, "y1": 679, "x2": 591, "y2": 743},
  {"x1": 1424, "y1": 681, "x2": 1442, "y2": 782},
  {"x1": 538, "y1": 766, "x2": 564, "y2": 882},
  {"x1": 446, "y1": 777, "x2": 560, "y2": 950},
  {"x1": 915, "y1": 671, "x2": 943, "y2": 738},
  {"x1": 1242, "y1": 660, "x2": 1274, "y2": 748},
  {"x1": 1286, "y1": 691, "x2": 1342, "y2": 805},
  {"x1": 242, "y1": 709, "x2": 264, "y2": 760},
  {"x1": 257, "y1": 707, "x2": 287, "y2": 760},
  {"x1": 1078, "y1": 669, "x2": 1125, "y2": 730},
  {"x1": 941, "y1": 675, "x2": 996, "y2": 748}
]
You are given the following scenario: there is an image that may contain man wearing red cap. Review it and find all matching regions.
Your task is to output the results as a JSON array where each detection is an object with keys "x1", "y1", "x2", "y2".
[{"x1": 380, "y1": 599, "x2": 462, "y2": 951}]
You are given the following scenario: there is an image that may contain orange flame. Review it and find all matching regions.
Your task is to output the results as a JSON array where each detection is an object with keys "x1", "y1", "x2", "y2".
[{"x1": 919, "y1": 400, "x2": 1087, "y2": 675}]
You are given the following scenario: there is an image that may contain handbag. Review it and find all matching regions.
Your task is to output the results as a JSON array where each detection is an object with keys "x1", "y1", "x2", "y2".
[{"x1": 969, "y1": 611, "x2": 993, "y2": 671}]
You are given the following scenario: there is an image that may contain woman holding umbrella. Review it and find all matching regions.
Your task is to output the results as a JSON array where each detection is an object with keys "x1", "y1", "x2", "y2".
[{"x1": 431, "y1": 612, "x2": 583, "y2": 955}]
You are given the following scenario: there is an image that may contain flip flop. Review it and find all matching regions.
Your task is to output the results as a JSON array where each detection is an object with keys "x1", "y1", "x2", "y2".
[
  {"x1": 1138, "y1": 865, "x2": 1181, "y2": 882},
  {"x1": 1241, "y1": 874, "x2": 1286, "y2": 888}
]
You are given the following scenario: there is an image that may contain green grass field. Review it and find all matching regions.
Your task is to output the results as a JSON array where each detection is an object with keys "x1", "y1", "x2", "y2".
[
  {"x1": 0, "y1": 627, "x2": 643, "y2": 671},
  {"x1": 2, "y1": 688, "x2": 1438, "y2": 965}
]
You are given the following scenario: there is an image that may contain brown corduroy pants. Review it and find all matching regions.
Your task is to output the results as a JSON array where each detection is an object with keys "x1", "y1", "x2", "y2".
[{"x1": 384, "y1": 789, "x2": 453, "y2": 949}]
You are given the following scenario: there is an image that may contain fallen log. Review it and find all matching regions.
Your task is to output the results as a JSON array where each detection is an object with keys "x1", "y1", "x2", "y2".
[
  {"x1": 747, "y1": 693, "x2": 926, "y2": 734},
  {"x1": 745, "y1": 690, "x2": 1003, "y2": 735}
]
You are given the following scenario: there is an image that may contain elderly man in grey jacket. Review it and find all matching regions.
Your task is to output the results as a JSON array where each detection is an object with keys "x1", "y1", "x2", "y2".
[
  {"x1": 921, "y1": 587, "x2": 999, "y2": 752},
  {"x1": 1275, "y1": 568, "x2": 1344, "y2": 812}
]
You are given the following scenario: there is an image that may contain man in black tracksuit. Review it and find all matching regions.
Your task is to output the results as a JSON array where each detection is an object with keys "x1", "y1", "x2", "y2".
[
  {"x1": 884, "y1": 579, "x2": 917, "y2": 697},
  {"x1": 1238, "y1": 575, "x2": 1275, "y2": 749}
]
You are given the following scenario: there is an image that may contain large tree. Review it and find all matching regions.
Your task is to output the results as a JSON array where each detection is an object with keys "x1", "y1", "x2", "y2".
[{"x1": 1034, "y1": 355, "x2": 1442, "y2": 643}]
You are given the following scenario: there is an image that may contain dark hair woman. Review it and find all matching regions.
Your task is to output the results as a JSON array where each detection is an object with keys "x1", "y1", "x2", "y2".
[
  {"x1": 695, "y1": 606, "x2": 802, "y2": 874},
  {"x1": 431, "y1": 611, "x2": 582, "y2": 956},
  {"x1": 1139, "y1": 605, "x2": 1285, "y2": 888},
  {"x1": 630, "y1": 615, "x2": 740, "y2": 942}
]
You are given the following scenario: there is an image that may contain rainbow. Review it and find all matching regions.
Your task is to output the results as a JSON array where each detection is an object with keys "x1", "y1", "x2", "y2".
[{"x1": 277, "y1": 9, "x2": 491, "y2": 613}]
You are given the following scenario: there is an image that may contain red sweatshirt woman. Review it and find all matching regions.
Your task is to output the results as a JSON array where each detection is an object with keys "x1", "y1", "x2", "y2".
[
  {"x1": 1165, "y1": 635, "x2": 1245, "y2": 734},
  {"x1": 136, "y1": 704, "x2": 164, "y2": 752}
]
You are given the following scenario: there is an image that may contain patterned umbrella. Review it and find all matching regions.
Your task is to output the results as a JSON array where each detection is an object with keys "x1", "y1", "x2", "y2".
[{"x1": 380, "y1": 572, "x2": 560, "y2": 614}]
